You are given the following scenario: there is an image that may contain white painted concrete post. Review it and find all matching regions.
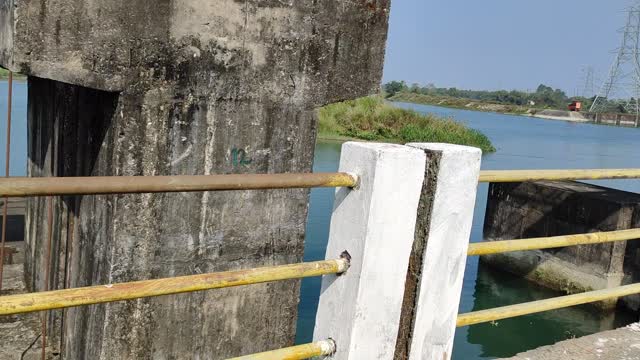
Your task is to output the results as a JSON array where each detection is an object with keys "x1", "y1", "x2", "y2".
[
  {"x1": 404, "y1": 143, "x2": 482, "y2": 360},
  {"x1": 313, "y1": 142, "x2": 426, "y2": 360}
]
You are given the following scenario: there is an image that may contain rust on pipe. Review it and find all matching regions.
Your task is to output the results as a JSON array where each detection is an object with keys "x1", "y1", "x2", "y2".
[
  {"x1": 0, "y1": 172, "x2": 359, "y2": 197},
  {"x1": 42, "y1": 197, "x2": 54, "y2": 360},
  {"x1": 0, "y1": 71, "x2": 12, "y2": 294},
  {"x1": 0, "y1": 258, "x2": 350, "y2": 316},
  {"x1": 60, "y1": 205, "x2": 75, "y2": 354}
]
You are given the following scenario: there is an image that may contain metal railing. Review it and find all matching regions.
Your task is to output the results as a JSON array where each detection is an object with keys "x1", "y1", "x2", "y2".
[
  {"x1": 467, "y1": 228, "x2": 640, "y2": 256},
  {"x1": 228, "y1": 340, "x2": 336, "y2": 360},
  {"x1": 0, "y1": 173, "x2": 358, "y2": 197},
  {"x1": 0, "y1": 171, "x2": 356, "y2": 359},
  {"x1": 398, "y1": 159, "x2": 640, "y2": 359},
  {"x1": 479, "y1": 168, "x2": 640, "y2": 183},
  {"x1": 457, "y1": 283, "x2": 640, "y2": 327},
  {"x1": 0, "y1": 141, "x2": 429, "y2": 360},
  {"x1": 0, "y1": 258, "x2": 349, "y2": 315},
  {"x1": 3, "y1": 71, "x2": 640, "y2": 360},
  {"x1": 457, "y1": 169, "x2": 640, "y2": 331}
]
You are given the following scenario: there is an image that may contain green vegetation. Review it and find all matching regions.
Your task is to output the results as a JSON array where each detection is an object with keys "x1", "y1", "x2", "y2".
[
  {"x1": 318, "y1": 96, "x2": 495, "y2": 153},
  {"x1": 0, "y1": 68, "x2": 25, "y2": 80},
  {"x1": 385, "y1": 81, "x2": 572, "y2": 109},
  {"x1": 390, "y1": 92, "x2": 531, "y2": 115},
  {"x1": 384, "y1": 81, "x2": 631, "y2": 115}
]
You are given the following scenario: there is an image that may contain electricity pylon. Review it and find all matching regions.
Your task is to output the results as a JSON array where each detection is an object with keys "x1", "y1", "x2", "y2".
[
  {"x1": 580, "y1": 66, "x2": 596, "y2": 98},
  {"x1": 590, "y1": 4, "x2": 640, "y2": 126}
]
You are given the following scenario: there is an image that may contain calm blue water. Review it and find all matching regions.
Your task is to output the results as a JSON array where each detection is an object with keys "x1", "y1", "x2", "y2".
[
  {"x1": 296, "y1": 103, "x2": 640, "y2": 359},
  {"x1": 3, "y1": 81, "x2": 639, "y2": 358}
]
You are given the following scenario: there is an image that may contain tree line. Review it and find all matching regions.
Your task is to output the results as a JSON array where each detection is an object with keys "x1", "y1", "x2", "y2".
[{"x1": 383, "y1": 81, "x2": 629, "y2": 113}]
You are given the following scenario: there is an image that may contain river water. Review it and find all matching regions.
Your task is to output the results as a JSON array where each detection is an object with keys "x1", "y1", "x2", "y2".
[{"x1": 2, "y1": 81, "x2": 639, "y2": 358}]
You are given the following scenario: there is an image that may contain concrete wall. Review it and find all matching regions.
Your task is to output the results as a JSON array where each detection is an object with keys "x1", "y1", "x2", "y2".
[
  {"x1": 584, "y1": 112, "x2": 639, "y2": 127},
  {"x1": 2, "y1": 0, "x2": 389, "y2": 102},
  {"x1": 2, "y1": 1, "x2": 393, "y2": 358},
  {"x1": 0, "y1": 0, "x2": 12, "y2": 66},
  {"x1": 482, "y1": 181, "x2": 640, "y2": 311}
]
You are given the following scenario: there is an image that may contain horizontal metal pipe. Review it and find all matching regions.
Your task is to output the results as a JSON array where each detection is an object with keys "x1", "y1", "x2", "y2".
[
  {"x1": 228, "y1": 340, "x2": 336, "y2": 360},
  {"x1": 457, "y1": 283, "x2": 640, "y2": 327},
  {"x1": 479, "y1": 168, "x2": 640, "y2": 183},
  {"x1": 0, "y1": 259, "x2": 349, "y2": 316},
  {"x1": 468, "y1": 229, "x2": 640, "y2": 256},
  {"x1": 0, "y1": 173, "x2": 358, "y2": 197}
]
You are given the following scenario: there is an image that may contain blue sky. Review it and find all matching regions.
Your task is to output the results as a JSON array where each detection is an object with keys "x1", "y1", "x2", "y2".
[{"x1": 383, "y1": 1, "x2": 630, "y2": 94}]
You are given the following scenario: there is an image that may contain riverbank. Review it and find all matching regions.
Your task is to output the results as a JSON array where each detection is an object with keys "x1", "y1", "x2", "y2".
[
  {"x1": 318, "y1": 96, "x2": 496, "y2": 153},
  {"x1": 389, "y1": 93, "x2": 629, "y2": 126},
  {"x1": 389, "y1": 92, "x2": 533, "y2": 116}
]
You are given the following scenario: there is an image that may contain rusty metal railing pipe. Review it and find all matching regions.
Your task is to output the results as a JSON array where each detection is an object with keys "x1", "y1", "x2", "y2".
[
  {"x1": 41, "y1": 196, "x2": 54, "y2": 360},
  {"x1": 468, "y1": 228, "x2": 640, "y2": 256},
  {"x1": 0, "y1": 70, "x2": 12, "y2": 294},
  {"x1": 457, "y1": 283, "x2": 640, "y2": 327},
  {"x1": 479, "y1": 168, "x2": 640, "y2": 183},
  {"x1": 0, "y1": 172, "x2": 359, "y2": 197},
  {"x1": 0, "y1": 258, "x2": 349, "y2": 316},
  {"x1": 227, "y1": 340, "x2": 336, "y2": 360}
]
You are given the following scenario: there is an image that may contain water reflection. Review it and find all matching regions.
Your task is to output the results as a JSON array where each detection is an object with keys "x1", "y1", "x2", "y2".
[{"x1": 462, "y1": 263, "x2": 636, "y2": 359}]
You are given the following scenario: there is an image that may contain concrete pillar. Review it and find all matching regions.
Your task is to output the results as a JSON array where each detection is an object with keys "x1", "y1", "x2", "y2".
[
  {"x1": 313, "y1": 142, "x2": 426, "y2": 360},
  {"x1": 394, "y1": 144, "x2": 482, "y2": 360},
  {"x1": 2, "y1": 1, "x2": 392, "y2": 358}
]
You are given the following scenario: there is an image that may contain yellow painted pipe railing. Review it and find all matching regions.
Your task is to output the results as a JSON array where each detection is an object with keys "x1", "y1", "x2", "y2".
[
  {"x1": 457, "y1": 283, "x2": 640, "y2": 327},
  {"x1": 479, "y1": 168, "x2": 640, "y2": 183},
  {"x1": 228, "y1": 340, "x2": 335, "y2": 360},
  {"x1": 0, "y1": 259, "x2": 349, "y2": 316},
  {"x1": 467, "y1": 228, "x2": 640, "y2": 256},
  {"x1": 0, "y1": 172, "x2": 358, "y2": 197}
]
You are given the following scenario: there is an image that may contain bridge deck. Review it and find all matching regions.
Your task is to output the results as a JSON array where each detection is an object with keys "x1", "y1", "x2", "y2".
[{"x1": 504, "y1": 322, "x2": 640, "y2": 359}]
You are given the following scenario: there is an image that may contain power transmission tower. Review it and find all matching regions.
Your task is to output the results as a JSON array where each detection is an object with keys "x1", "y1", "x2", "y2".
[
  {"x1": 590, "y1": 3, "x2": 640, "y2": 126},
  {"x1": 579, "y1": 66, "x2": 596, "y2": 98}
]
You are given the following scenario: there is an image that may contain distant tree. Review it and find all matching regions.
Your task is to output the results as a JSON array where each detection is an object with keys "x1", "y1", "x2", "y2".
[
  {"x1": 383, "y1": 81, "x2": 408, "y2": 97},
  {"x1": 409, "y1": 83, "x2": 421, "y2": 93},
  {"x1": 383, "y1": 80, "x2": 584, "y2": 110}
]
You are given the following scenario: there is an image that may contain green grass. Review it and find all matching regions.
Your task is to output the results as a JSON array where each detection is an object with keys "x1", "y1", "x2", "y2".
[
  {"x1": 318, "y1": 96, "x2": 496, "y2": 153},
  {"x1": 0, "y1": 68, "x2": 11, "y2": 79},
  {"x1": 0, "y1": 68, "x2": 25, "y2": 80}
]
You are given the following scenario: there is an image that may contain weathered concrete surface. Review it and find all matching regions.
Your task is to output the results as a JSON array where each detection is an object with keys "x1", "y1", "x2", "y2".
[
  {"x1": 503, "y1": 323, "x2": 640, "y2": 360},
  {"x1": 1, "y1": 1, "x2": 393, "y2": 359},
  {"x1": 584, "y1": 112, "x2": 639, "y2": 127},
  {"x1": 482, "y1": 181, "x2": 640, "y2": 310},
  {"x1": 313, "y1": 143, "x2": 426, "y2": 360},
  {"x1": 0, "y1": 242, "x2": 59, "y2": 360},
  {"x1": 399, "y1": 144, "x2": 481, "y2": 360}
]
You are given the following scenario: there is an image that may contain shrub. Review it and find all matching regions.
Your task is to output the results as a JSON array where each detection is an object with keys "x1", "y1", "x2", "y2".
[{"x1": 318, "y1": 96, "x2": 495, "y2": 153}]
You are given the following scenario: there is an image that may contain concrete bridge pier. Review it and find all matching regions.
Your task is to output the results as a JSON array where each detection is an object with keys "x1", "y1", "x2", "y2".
[{"x1": 0, "y1": 1, "x2": 392, "y2": 358}]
